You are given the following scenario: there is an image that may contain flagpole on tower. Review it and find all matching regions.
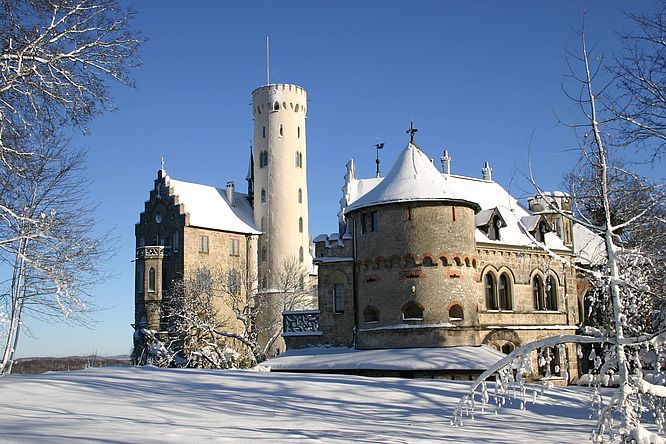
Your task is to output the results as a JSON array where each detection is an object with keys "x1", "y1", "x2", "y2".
[{"x1": 266, "y1": 36, "x2": 270, "y2": 86}]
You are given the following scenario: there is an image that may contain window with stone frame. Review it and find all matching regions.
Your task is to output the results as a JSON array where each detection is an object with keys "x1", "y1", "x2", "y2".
[
  {"x1": 498, "y1": 273, "x2": 512, "y2": 310},
  {"x1": 148, "y1": 267, "x2": 156, "y2": 292},
  {"x1": 485, "y1": 273, "x2": 498, "y2": 310},
  {"x1": 333, "y1": 283, "x2": 345, "y2": 314},
  {"x1": 363, "y1": 305, "x2": 379, "y2": 323},
  {"x1": 501, "y1": 343, "x2": 515, "y2": 354},
  {"x1": 230, "y1": 238, "x2": 240, "y2": 257},
  {"x1": 533, "y1": 274, "x2": 558, "y2": 311},
  {"x1": 199, "y1": 235, "x2": 209, "y2": 254},
  {"x1": 402, "y1": 301, "x2": 424, "y2": 320},
  {"x1": 448, "y1": 304, "x2": 464, "y2": 321},
  {"x1": 361, "y1": 211, "x2": 378, "y2": 234}
]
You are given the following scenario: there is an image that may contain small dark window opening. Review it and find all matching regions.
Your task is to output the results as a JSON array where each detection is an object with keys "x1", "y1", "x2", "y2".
[
  {"x1": 297, "y1": 126, "x2": 300, "y2": 138},
  {"x1": 298, "y1": 188, "x2": 302, "y2": 203},
  {"x1": 299, "y1": 246, "x2": 304, "y2": 262},
  {"x1": 501, "y1": 343, "x2": 515, "y2": 355},
  {"x1": 148, "y1": 267, "x2": 156, "y2": 292},
  {"x1": 279, "y1": 124, "x2": 283, "y2": 136},
  {"x1": 452, "y1": 207, "x2": 456, "y2": 221},
  {"x1": 402, "y1": 301, "x2": 424, "y2": 320},
  {"x1": 449, "y1": 304, "x2": 464, "y2": 320},
  {"x1": 407, "y1": 206, "x2": 413, "y2": 221},
  {"x1": 262, "y1": 126, "x2": 265, "y2": 138},
  {"x1": 261, "y1": 188, "x2": 266, "y2": 203},
  {"x1": 485, "y1": 273, "x2": 498, "y2": 310},
  {"x1": 261, "y1": 246, "x2": 267, "y2": 262},
  {"x1": 274, "y1": 101, "x2": 279, "y2": 111},
  {"x1": 363, "y1": 306, "x2": 379, "y2": 323},
  {"x1": 299, "y1": 217, "x2": 303, "y2": 233},
  {"x1": 422, "y1": 257, "x2": 434, "y2": 267}
]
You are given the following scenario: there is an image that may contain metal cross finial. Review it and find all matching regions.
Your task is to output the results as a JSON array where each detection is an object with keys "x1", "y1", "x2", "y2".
[
  {"x1": 373, "y1": 141, "x2": 384, "y2": 178},
  {"x1": 160, "y1": 156, "x2": 165, "y2": 171},
  {"x1": 406, "y1": 121, "x2": 418, "y2": 143}
]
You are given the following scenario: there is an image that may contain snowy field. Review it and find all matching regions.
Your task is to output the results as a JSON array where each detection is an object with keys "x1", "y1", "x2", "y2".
[{"x1": 0, "y1": 366, "x2": 600, "y2": 443}]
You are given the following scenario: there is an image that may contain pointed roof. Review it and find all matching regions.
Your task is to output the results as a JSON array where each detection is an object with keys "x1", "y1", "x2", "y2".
[{"x1": 345, "y1": 143, "x2": 479, "y2": 213}]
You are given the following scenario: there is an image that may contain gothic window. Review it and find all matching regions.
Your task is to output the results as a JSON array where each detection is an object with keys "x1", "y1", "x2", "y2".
[
  {"x1": 230, "y1": 238, "x2": 240, "y2": 257},
  {"x1": 498, "y1": 273, "x2": 512, "y2": 310},
  {"x1": 449, "y1": 304, "x2": 464, "y2": 321},
  {"x1": 299, "y1": 246, "x2": 304, "y2": 262},
  {"x1": 333, "y1": 283, "x2": 345, "y2": 314},
  {"x1": 172, "y1": 231, "x2": 179, "y2": 252},
  {"x1": 533, "y1": 275, "x2": 544, "y2": 310},
  {"x1": 298, "y1": 188, "x2": 302, "y2": 203},
  {"x1": 261, "y1": 188, "x2": 266, "y2": 203},
  {"x1": 148, "y1": 267, "x2": 156, "y2": 292},
  {"x1": 273, "y1": 101, "x2": 279, "y2": 110},
  {"x1": 299, "y1": 217, "x2": 303, "y2": 233},
  {"x1": 363, "y1": 306, "x2": 379, "y2": 323},
  {"x1": 485, "y1": 273, "x2": 498, "y2": 310},
  {"x1": 546, "y1": 275, "x2": 558, "y2": 310},
  {"x1": 402, "y1": 301, "x2": 424, "y2": 321},
  {"x1": 199, "y1": 235, "x2": 209, "y2": 254}
]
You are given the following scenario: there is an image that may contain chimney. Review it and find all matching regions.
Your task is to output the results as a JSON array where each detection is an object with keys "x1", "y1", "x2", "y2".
[
  {"x1": 440, "y1": 149, "x2": 451, "y2": 174},
  {"x1": 226, "y1": 181, "x2": 235, "y2": 206},
  {"x1": 482, "y1": 161, "x2": 493, "y2": 181}
]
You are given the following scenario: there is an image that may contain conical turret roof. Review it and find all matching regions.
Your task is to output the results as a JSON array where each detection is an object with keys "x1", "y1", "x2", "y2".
[{"x1": 345, "y1": 143, "x2": 479, "y2": 213}]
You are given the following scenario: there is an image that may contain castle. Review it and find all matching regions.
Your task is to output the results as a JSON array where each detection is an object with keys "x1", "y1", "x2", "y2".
[{"x1": 135, "y1": 82, "x2": 600, "y2": 381}]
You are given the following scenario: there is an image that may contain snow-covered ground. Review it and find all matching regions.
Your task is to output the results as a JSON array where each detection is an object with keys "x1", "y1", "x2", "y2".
[{"x1": 0, "y1": 366, "x2": 599, "y2": 443}]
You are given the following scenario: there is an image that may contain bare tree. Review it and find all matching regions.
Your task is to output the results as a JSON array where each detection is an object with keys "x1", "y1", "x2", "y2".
[
  {"x1": 453, "y1": 28, "x2": 666, "y2": 443},
  {"x1": 0, "y1": 0, "x2": 141, "y2": 157},
  {"x1": 0, "y1": 0, "x2": 140, "y2": 374},
  {"x1": 609, "y1": 5, "x2": 666, "y2": 160},
  {"x1": 134, "y1": 259, "x2": 313, "y2": 368},
  {"x1": 0, "y1": 136, "x2": 112, "y2": 375}
]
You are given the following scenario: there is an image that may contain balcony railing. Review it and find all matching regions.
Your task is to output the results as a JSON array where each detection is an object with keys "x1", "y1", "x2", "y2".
[
  {"x1": 282, "y1": 310, "x2": 322, "y2": 336},
  {"x1": 136, "y1": 245, "x2": 170, "y2": 260}
]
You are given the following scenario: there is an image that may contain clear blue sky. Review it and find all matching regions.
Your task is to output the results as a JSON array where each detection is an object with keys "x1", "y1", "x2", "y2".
[{"x1": 16, "y1": 1, "x2": 658, "y2": 357}]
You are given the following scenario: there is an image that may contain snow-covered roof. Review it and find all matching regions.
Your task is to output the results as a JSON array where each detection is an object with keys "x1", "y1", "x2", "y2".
[
  {"x1": 573, "y1": 223, "x2": 605, "y2": 265},
  {"x1": 264, "y1": 345, "x2": 506, "y2": 372},
  {"x1": 168, "y1": 177, "x2": 260, "y2": 234},
  {"x1": 345, "y1": 143, "x2": 479, "y2": 213}
]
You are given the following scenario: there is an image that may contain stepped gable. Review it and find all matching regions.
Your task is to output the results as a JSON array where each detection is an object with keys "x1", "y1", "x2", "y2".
[
  {"x1": 345, "y1": 142, "x2": 479, "y2": 213},
  {"x1": 168, "y1": 178, "x2": 260, "y2": 234}
]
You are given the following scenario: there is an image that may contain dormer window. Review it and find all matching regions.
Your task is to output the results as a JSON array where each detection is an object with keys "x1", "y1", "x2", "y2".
[
  {"x1": 476, "y1": 208, "x2": 506, "y2": 241},
  {"x1": 536, "y1": 221, "x2": 548, "y2": 243},
  {"x1": 488, "y1": 215, "x2": 502, "y2": 241}
]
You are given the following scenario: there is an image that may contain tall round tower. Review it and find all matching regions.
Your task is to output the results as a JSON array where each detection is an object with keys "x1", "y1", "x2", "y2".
[{"x1": 252, "y1": 83, "x2": 310, "y2": 289}]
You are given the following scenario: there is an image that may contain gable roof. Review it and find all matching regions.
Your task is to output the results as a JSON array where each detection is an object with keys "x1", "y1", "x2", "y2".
[{"x1": 168, "y1": 177, "x2": 260, "y2": 234}]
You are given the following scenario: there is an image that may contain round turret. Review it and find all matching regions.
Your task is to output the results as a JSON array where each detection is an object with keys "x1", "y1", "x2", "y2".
[{"x1": 252, "y1": 84, "x2": 310, "y2": 288}]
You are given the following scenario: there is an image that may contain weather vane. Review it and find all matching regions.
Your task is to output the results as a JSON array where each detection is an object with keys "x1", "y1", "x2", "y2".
[
  {"x1": 406, "y1": 121, "x2": 418, "y2": 143},
  {"x1": 373, "y1": 140, "x2": 384, "y2": 178}
]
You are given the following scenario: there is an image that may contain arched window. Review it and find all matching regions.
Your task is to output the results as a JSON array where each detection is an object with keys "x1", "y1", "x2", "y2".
[
  {"x1": 148, "y1": 267, "x2": 156, "y2": 292},
  {"x1": 261, "y1": 246, "x2": 267, "y2": 262},
  {"x1": 501, "y1": 343, "x2": 515, "y2": 355},
  {"x1": 332, "y1": 271, "x2": 346, "y2": 314},
  {"x1": 295, "y1": 103, "x2": 299, "y2": 112},
  {"x1": 533, "y1": 275, "x2": 545, "y2": 310},
  {"x1": 299, "y1": 152, "x2": 303, "y2": 167},
  {"x1": 363, "y1": 306, "x2": 379, "y2": 323},
  {"x1": 282, "y1": 101, "x2": 286, "y2": 109},
  {"x1": 279, "y1": 124, "x2": 283, "y2": 136},
  {"x1": 449, "y1": 304, "x2": 464, "y2": 320},
  {"x1": 298, "y1": 188, "x2": 302, "y2": 203},
  {"x1": 405, "y1": 256, "x2": 416, "y2": 268},
  {"x1": 546, "y1": 275, "x2": 558, "y2": 310},
  {"x1": 295, "y1": 151, "x2": 300, "y2": 167},
  {"x1": 402, "y1": 301, "x2": 424, "y2": 320},
  {"x1": 299, "y1": 246, "x2": 304, "y2": 262},
  {"x1": 485, "y1": 273, "x2": 498, "y2": 310},
  {"x1": 422, "y1": 256, "x2": 434, "y2": 267},
  {"x1": 273, "y1": 101, "x2": 279, "y2": 110},
  {"x1": 498, "y1": 273, "x2": 512, "y2": 310},
  {"x1": 261, "y1": 188, "x2": 266, "y2": 203}
]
